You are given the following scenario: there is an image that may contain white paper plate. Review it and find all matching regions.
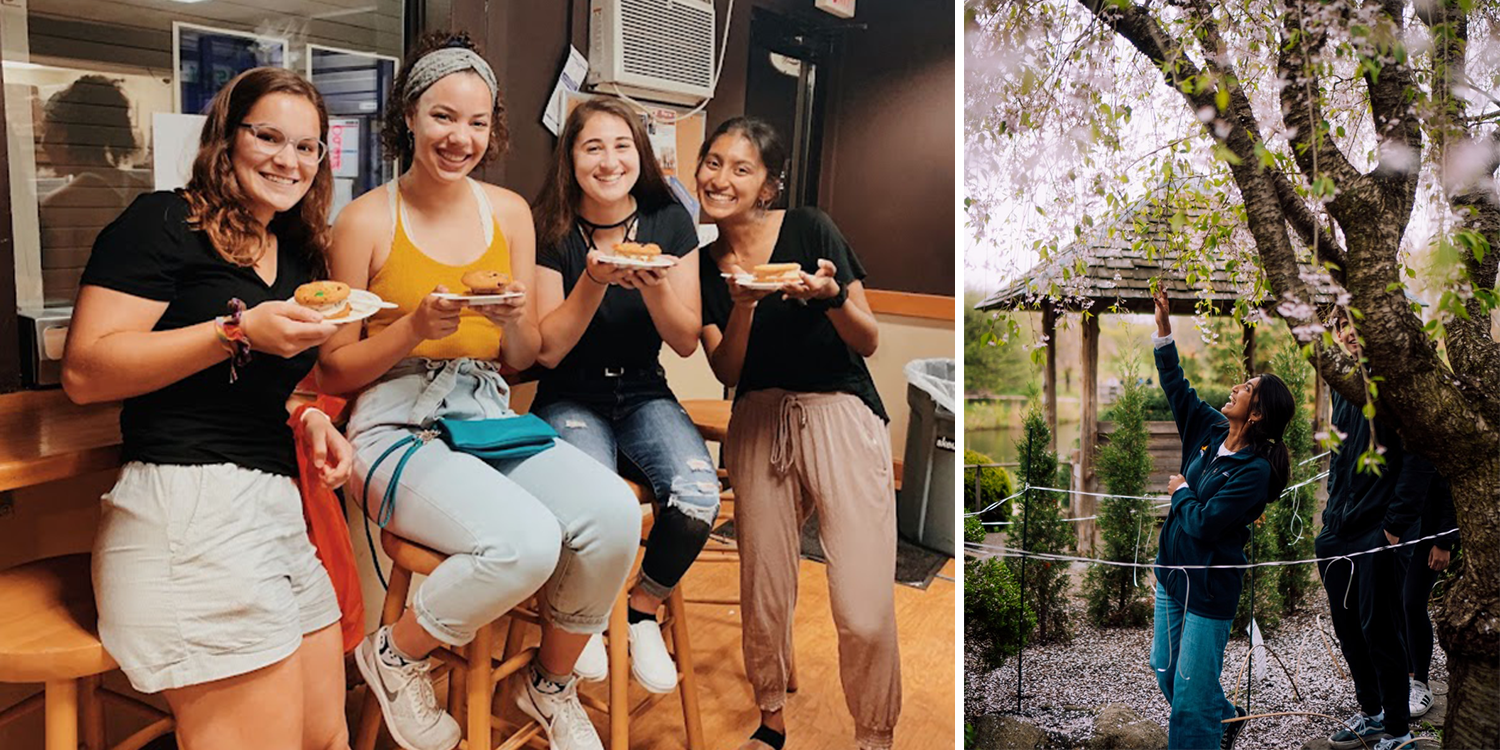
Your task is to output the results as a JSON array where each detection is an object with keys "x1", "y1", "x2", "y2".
[
  {"x1": 720, "y1": 272, "x2": 792, "y2": 291},
  {"x1": 597, "y1": 253, "x2": 676, "y2": 269},
  {"x1": 291, "y1": 288, "x2": 392, "y2": 324},
  {"x1": 434, "y1": 291, "x2": 525, "y2": 305}
]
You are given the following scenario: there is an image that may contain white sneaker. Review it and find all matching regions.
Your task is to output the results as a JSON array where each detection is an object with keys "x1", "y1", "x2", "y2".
[
  {"x1": 1409, "y1": 678, "x2": 1433, "y2": 718},
  {"x1": 574, "y1": 633, "x2": 607, "y2": 682},
  {"x1": 627, "y1": 619, "x2": 679, "y2": 694},
  {"x1": 516, "y1": 674, "x2": 604, "y2": 750},
  {"x1": 354, "y1": 628, "x2": 461, "y2": 750}
]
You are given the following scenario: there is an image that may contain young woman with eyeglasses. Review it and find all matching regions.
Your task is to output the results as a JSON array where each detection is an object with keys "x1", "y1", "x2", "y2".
[{"x1": 62, "y1": 67, "x2": 354, "y2": 750}]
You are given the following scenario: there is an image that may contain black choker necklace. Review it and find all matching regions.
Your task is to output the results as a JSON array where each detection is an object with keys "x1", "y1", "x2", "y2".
[
  {"x1": 577, "y1": 209, "x2": 638, "y2": 232},
  {"x1": 576, "y1": 208, "x2": 640, "y2": 253}
]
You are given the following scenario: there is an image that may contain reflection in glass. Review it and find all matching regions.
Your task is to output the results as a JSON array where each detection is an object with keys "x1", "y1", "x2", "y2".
[{"x1": 38, "y1": 75, "x2": 151, "y2": 306}]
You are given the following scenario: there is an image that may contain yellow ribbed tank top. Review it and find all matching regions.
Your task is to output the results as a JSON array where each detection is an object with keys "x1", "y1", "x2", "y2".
[{"x1": 366, "y1": 179, "x2": 511, "y2": 360}]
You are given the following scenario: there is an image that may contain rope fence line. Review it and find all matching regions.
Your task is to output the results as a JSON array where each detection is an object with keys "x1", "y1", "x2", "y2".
[
  {"x1": 968, "y1": 471, "x2": 1331, "y2": 527},
  {"x1": 963, "y1": 526, "x2": 1457, "y2": 571}
]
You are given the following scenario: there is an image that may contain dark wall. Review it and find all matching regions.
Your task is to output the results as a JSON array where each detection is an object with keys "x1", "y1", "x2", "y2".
[{"x1": 441, "y1": 0, "x2": 954, "y2": 296}]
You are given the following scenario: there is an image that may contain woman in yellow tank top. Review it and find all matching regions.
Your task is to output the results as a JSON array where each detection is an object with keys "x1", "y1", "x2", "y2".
[{"x1": 318, "y1": 32, "x2": 639, "y2": 750}]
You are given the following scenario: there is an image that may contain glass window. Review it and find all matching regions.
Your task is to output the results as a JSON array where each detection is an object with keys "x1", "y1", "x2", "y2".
[{"x1": 5, "y1": 0, "x2": 403, "y2": 309}]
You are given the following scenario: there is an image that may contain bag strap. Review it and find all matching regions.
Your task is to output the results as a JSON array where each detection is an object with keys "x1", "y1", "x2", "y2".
[{"x1": 359, "y1": 428, "x2": 438, "y2": 589}]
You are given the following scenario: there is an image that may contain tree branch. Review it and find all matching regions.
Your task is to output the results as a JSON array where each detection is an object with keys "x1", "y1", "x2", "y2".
[
  {"x1": 1364, "y1": 0, "x2": 1424, "y2": 196},
  {"x1": 1277, "y1": 0, "x2": 1368, "y2": 206}
]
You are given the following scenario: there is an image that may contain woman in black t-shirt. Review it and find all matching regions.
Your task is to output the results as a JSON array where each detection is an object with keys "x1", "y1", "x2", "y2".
[
  {"x1": 696, "y1": 117, "x2": 899, "y2": 750},
  {"x1": 530, "y1": 97, "x2": 719, "y2": 693},
  {"x1": 62, "y1": 68, "x2": 353, "y2": 749}
]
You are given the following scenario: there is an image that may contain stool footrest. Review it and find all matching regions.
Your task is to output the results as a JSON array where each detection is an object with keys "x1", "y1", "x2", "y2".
[
  {"x1": 111, "y1": 716, "x2": 175, "y2": 750},
  {"x1": 0, "y1": 691, "x2": 43, "y2": 728},
  {"x1": 490, "y1": 647, "x2": 537, "y2": 686},
  {"x1": 99, "y1": 689, "x2": 170, "y2": 720}
]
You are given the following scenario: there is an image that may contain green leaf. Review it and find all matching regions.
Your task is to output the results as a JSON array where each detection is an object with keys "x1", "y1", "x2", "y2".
[{"x1": 1216, "y1": 87, "x2": 1230, "y2": 113}]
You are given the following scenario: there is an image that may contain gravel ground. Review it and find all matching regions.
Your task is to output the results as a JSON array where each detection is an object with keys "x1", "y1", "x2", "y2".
[{"x1": 965, "y1": 563, "x2": 1448, "y2": 750}]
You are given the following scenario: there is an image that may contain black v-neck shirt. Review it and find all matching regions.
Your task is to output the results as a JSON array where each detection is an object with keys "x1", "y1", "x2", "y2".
[
  {"x1": 700, "y1": 207, "x2": 887, "y2": 422},
  {"x1": 536, "y1": 202, "x2": 698, "y2": 381},
  {"x1": 79, "y1": 191, "x2": 318, "y2": 476}
]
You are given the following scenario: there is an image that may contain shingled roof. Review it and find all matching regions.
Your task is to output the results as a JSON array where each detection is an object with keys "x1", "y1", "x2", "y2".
[{"x1": 975, "y1": 187, "x2": 1339, "y2": 316}]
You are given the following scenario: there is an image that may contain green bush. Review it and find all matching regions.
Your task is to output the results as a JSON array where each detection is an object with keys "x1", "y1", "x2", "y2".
[
  {"x1": 965, "y1": 556, "x2": 1036, "y2": 670},
  {"x1": 1009, "y1": 404, "x2": 1075, "y2": 643},
  {"x1": 964, "y1": 515, "x2": 988, "y2": 548},
  {"x1": 964, "y1": 448, "x2": 1016, "y2": 525},
  {"x1": 1085, "y1": 356, "x2": 1157, "y2": 627}
]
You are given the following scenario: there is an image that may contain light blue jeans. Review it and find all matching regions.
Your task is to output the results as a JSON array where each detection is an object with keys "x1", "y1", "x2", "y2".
[
  {"x1": 533, "y1": 395, "x2": 720, "y2": 599},
  {"x1": 347, "y1": 359, "x2": 640, "y2": 645},
  {"x1": 1151, "y1": 583, "x2": 1237, "y2": 749}
]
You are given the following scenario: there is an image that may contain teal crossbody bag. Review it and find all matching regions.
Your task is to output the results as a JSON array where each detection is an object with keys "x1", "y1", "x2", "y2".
[
  {"x1": 359, "y1": 414, "x2": 559, "y2": 589},
  {"x1": 361, "y1": 414, "x2": 558, "y2": 529}
]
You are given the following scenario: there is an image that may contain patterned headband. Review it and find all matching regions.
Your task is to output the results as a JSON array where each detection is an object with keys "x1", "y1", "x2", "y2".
[{"x1": 404, "y1": 47, "x2": 498, "y2": 103}]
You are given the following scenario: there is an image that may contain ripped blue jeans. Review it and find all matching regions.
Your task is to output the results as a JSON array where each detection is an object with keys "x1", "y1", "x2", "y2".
[{"x1": 532, "y1": 394, "x2": 721, "y2": 599}]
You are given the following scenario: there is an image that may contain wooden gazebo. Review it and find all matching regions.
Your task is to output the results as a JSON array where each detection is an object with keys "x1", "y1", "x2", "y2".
[{"x1": 975, "y1": 194, "x2": 1336, "y2": 547}]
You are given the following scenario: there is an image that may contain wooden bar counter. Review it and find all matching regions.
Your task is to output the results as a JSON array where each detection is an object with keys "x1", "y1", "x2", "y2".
[{"x1": 0, "y1": 390, "x2": 122, "y2": 493}]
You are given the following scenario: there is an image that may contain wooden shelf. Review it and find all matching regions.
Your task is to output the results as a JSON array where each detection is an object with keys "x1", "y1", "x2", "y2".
[{"x1": 0, "y1": 389, "x2": 122, "y2": 493}]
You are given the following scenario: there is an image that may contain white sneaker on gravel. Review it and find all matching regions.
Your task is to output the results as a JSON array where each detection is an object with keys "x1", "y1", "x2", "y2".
[
  {"x1": 1409, "y1": 678, "x2": 1433, "y2": 718},
  {"x1": 574, "y1": 633, "x2": 607, "y2": 682},
  {"x1": 354, "y1": 627, "x2": 461, "y2": 750},
  {"x1": 627, "y1": 619, "x2": 679, "y2": 693},
  {"x1": 517, "y1": 674, "x2": 604, "y2": 750}
]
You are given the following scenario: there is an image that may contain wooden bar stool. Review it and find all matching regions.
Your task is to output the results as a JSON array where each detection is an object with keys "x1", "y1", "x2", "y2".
[
  {"x1": 353, "y1": 532, "x2": 545, "y2": 750},
  {"x1": 0, "y1": 554, "x2": 174, "y2": 750},
  {"x1": 576, "y1": 479, "x2": 705, "y2": 749}
]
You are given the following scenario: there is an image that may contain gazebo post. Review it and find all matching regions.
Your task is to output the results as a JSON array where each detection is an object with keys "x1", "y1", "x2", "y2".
[
  {"x1": 1314, "y1": 372, "x2": 1330, "y2": 437},
  {"x1": 1241, "y1": 322, "x2": 1257, "y2": 375},
  {"x1": 1043, "y1": 305, "x2": 1058, "y2": 452},
  {"x1": 1079, "y1": 313, "x2": 1100, "y2": 550}
]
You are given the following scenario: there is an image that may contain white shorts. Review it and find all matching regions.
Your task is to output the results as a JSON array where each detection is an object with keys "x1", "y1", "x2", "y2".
[{"x1": 94, "y1": 462, "x2": 340, "y2": 694}]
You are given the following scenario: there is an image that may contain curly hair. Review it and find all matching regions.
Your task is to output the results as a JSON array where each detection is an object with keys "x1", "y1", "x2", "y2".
[
  {"x1": 532, "y1": 97, "x2": 675, "y2": 251},
  {"x1": 180, "y1": 67, "x2": 333, "y2": 276},
  {"x1": 382, "y1": 31, "x2": 508, "y2": 166}
]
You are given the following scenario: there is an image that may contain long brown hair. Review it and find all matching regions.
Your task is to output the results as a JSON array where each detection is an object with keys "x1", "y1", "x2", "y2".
[
  {"x1": 382, "y1": 31, "x2": 508, "y2": 166},
  {"x1": 533, "y1": 97, "x2": 675, "y2": 251},
  {"x1": 181, "y1": 67, "x2": 333, "y2": 275}
]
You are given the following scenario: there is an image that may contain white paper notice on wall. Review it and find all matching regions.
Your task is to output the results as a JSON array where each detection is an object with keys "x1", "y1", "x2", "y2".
[
  {"x1": 543, "y1": 46, "x2": 590, "y2": 137},
  {"x1": 153, "y1": 112, "x2": 207, "y2": 191},
  {"x1": 815, "y1": 0, "x2": 855, "y2": 18}
]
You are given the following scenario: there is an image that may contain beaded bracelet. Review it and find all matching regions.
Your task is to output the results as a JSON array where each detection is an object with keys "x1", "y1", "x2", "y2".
[{"x1": 214, "y1": 298, "x2": 253, "y2": 382}]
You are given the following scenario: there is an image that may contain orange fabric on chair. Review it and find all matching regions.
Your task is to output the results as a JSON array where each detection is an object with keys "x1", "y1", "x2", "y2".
[{"x1": 290, "y1": 397, "x2": 365, "y2": 654}]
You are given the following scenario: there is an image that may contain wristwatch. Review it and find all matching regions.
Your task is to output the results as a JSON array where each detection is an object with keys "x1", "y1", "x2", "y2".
[{"x1": 809, "y1": 283, "x2": 847, "y2": 311}]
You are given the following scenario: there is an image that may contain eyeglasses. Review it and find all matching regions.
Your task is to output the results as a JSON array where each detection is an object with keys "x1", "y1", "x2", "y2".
[{"x1": 238, "y1": 123, "x2": 328, "y2": 165}]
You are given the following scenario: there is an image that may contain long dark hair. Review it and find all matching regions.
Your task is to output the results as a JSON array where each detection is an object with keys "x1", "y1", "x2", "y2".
[
  {"x1": 1245, "y1": 372, "x2": 1295, "y2": 502},
  {"x1": 696, "y1": 116, "x2": 788, "y2": 209},
  {"x1": 181, "y1": 67, "x2": 332, "y2": 276},
  {"x1": 532, "y1": 97, "x2": 675, "y2": 251},
  {"x1": 382, "y1": 31, "x2": 508, "y2": 166}
]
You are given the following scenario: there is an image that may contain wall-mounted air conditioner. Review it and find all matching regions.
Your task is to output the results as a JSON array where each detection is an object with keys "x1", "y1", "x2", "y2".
[{"x1": 587, "y1": 0, "x2": 717, "y2": 107}]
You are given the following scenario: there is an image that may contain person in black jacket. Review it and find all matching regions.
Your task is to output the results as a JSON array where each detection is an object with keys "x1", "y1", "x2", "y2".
[
  {"x1": 1402, "y1": 473, "x2": 1456, "y2": 719},
  {"x1": 1316, "y1": 319, "x2": 1433, "y2": 750},
  {"x1": 1148, "y1": 289, "x2": 1295, "y2": 750}
]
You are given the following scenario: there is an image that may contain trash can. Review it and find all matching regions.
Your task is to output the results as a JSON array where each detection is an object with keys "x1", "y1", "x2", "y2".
[{"x1": 898, "y1": 358, "x2": 956, "y2": 556}]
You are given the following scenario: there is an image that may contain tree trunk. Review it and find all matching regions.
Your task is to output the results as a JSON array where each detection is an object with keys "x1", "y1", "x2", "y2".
[{"x1": 1434, "y1": 462, "x2": 1500, "y2": 750}]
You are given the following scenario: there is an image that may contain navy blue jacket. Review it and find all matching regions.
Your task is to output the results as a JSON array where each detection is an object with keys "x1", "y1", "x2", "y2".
[
  {"x1": 1154, "y1": 341, "x2": 1273, "y2": 620},
  {"x1": 1323, "y1": 392, "x2": 1429, "y2": 542}
]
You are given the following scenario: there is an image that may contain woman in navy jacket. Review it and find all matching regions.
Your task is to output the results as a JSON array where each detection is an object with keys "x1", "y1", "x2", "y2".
[{"x1": 1148, "y1": 288, "x2": 1295, "y2": 750}]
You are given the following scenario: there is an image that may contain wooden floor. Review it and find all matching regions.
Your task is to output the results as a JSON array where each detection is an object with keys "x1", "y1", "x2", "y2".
[{"x1": 360, "y1": 545, "x2": 958, "y2": 750}]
